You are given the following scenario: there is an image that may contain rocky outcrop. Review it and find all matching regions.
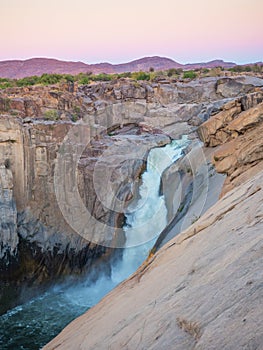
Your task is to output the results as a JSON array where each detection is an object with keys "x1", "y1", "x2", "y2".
[
  {"x1": 0, "y1": 114, "x2": 169, "y2": 313},
  {"x1": 197, "y1": 90, "x2": 263, "y2": 146},
  {"x1": 0, "y1": 165, "x2": 18, "y2": 260},
  {"x1": 44, "y1": 163, "x2": 263, "y2": 350},
  {"x1": 1, "y1": 76, "x2": 262, "y2": 143},
  {"x1": 41, "y1": 75, "x2": 263, "y2": 349},
  {"x1": 198, "y1": 97, "x2": 263, "y2": 196},
  {"x1": 154, "y1": 144, "x2": 226, "y2": 249},
  {"x1": 0, "y1": 75, "x2": 263, "y2": 313}
]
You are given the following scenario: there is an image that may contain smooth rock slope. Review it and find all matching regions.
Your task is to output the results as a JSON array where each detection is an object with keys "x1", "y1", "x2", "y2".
[
  {"x1": 44, "y1": 169, "x2": 263, "y2": 350},
  {"x1": 44, "y1": 80, "x2": 263, "y2": 349},
  {"x1": 0, "y1": 74, "x2": 262, "y2": 316}
]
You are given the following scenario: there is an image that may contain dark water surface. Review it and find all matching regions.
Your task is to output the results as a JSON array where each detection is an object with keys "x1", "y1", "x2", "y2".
[{"x1": 0, "y1": 138, "x2": 188, "y2": 349}]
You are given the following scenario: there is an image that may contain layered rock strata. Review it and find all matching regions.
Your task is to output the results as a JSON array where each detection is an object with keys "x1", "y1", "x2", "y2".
[
  {"x1": 198, "y1": 99, "x2": 263, "y2": 196},
  {"x1": 44, "y1": 76, "x2": 263, "y2": 350},
  {"x1": 0, "y1": 116, "x2": 169, "y2": 313},
  {"x1": 0, "y1": 75, "x2": 262, "y2": 313},
  {"x1": 44, "y1": 157, "x2": 263, "y2": 350}
]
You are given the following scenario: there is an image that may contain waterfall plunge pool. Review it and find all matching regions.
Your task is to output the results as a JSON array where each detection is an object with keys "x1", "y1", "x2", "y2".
[{"x1": 0, "y1": 136, "x2": 189, "y2": 350}]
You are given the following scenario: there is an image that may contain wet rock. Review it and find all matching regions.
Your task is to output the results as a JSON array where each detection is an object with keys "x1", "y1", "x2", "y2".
[{"x1": 44, "y1": 170, "x2": 263, "y2": 350}]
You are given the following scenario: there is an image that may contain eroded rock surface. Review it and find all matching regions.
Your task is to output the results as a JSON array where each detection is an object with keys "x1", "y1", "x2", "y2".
[
  {"x1": 44, "y1": 164, "x2": 263, "y2": 350},
  {"x1": 0, "y1": 165, "x2": 17, "y2": 260},
  {"x1": 0, "y1": 117, "x2": 168, "y2": 313},
  {"x1": 1, "y1": 75, "x2": 262, "y2": 313},
  {"x1": 43, "y1": 76, "x2": 263, "y2": 349},
  {"x1": 198, "y1": 97, "x2": 263, "y2": 195}
]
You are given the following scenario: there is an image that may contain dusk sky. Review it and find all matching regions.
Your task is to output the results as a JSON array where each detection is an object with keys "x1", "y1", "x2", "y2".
[{"x1": 1, "y1": 0, "x2": 262, "y2": 64}]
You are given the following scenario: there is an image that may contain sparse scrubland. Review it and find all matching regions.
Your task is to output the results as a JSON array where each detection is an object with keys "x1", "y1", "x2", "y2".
[{"x1": 0, "y1": 64, "x2": 262, "y2": 89}]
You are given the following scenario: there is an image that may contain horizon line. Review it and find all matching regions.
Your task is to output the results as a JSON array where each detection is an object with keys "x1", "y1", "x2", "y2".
[{"x1": 0, "y1": 55, "x2": 262, "y2": 66}]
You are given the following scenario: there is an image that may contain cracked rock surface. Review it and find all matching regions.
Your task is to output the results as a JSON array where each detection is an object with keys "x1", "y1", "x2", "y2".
[{"x1": 44, "y1": 165, "x2": 263, "y2": 350}]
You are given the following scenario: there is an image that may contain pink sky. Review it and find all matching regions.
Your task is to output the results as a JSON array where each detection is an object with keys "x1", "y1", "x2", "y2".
[{"x1": 1, "y1": 0, "x2": 262, "y2": 64}]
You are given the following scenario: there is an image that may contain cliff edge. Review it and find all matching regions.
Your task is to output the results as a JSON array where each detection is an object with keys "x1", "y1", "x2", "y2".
[
  {"x1": 45, "y1": 89, "x2": 263, "y2": 350},
  {"x1": 44, "y1": 167, "x2": 263, "y2": 350}
]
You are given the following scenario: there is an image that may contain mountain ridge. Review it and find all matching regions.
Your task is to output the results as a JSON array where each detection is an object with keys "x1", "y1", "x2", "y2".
[{"x1": 0, "y1": 56, "x2": 238, "y2": 79}]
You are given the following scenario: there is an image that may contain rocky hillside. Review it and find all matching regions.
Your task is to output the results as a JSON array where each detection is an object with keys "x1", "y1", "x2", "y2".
[
  {"x1": 0, "y1": 75, "x2": 262, "y2": 316},
  {"x1": 0, "y1": 56, "x2": 237, "y2": 79},
  {"x1": 44, "y1": 91, "x2": 263, "y2": 350}
]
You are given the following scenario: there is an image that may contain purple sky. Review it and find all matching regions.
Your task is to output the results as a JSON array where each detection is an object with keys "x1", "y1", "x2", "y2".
[{"x1": 1, "y1": 0, "x2": 262, "y2": 64}]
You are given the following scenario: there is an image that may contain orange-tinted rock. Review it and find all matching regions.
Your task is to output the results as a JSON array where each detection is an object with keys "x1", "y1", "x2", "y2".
[
  {"x1": 227, "y1": 102, "x2": 263, "y2": 133},
  {"x1": 197, "y1": 102, "x2": 241, "y2": 146},
  {"x1": 208, "y1": 102, "x2": 263, "y2": 195}
]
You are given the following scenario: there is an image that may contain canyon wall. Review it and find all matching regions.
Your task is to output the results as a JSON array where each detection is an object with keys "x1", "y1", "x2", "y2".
[
  {"x1": 44, "y1": 80, "x2": 263, "y2": 350},
  {"x1": 0, "y1": 75, "x2": 262, "y2": 313}
]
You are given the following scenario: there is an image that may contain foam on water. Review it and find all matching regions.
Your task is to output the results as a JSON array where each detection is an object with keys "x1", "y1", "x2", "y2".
[{"x1": 0, "y1": 136, "x2": 189, "y2": 350}]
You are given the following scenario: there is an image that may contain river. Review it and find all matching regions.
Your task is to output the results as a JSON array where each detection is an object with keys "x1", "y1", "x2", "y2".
[{"x1": 0, "y1": 136, "x2": 189, "y2": 350}]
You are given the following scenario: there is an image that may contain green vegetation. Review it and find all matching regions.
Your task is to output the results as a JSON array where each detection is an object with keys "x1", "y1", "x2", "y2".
[
  {"x1": 167, "y1": 68, "x2": 183, "y2": 77},
  {"x1": 0, "y1": 78, "x2": 15, "y2": 89},
  {"x1": 71, "y1": 114, "x2": 78, "y2": 122},
  {"x1": 43, "y1": 109, "x2": 59, "y2": 121},
  {"x1": 132, "y1": 71, "x2": 151, "y2": 81},
  {"x1": 229, "y1": 64, "x2": 262, "y2": 73},
  {"x1": 183, "y1": 70, "x2": 197, "y2": 79},
  {"x1": 0, "y1": 63, "x2": 262, "y2": 90}
]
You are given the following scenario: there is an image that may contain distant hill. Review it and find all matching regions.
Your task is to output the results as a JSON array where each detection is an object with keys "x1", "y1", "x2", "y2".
[
  {"x1": 184, "y1": 59, "x2": 237, "y2": 70},
  {"x1": 0, "y1": 56, "x2": 238, "y2": 79}
]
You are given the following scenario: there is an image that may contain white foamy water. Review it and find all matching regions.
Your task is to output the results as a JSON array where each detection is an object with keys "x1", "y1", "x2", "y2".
[
  {"x1": 0, "y1": 136, "x2": 189, "y2": 350},
  {"x1": 111, "y1": 135, "x2": 189, "y2": 281}
]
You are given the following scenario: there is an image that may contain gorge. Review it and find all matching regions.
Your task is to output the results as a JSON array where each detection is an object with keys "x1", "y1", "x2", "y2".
[{"x1": 0, "y1": 73, "x2": 263, "y2": 349}]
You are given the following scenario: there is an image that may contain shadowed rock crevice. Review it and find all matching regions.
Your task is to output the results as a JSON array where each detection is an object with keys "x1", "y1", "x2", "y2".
[{"x1": 1, "y1": 75, "x2": 263, "y2": 320}]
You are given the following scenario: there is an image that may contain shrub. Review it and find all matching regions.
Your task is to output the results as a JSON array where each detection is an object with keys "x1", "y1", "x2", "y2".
[
  {"x1": 177, "y1": 317, "x2": 201, "y2": 340},
  {"x1": 92, "y1": 73, "x2": 112, "y2": 81},
  {"x1": 0, "y1": 81, "x2": 14, "y2": 89},
  {"x1": 63, "y1": 74, "x2": 75, "y2": 83},
  {"x1": 119, "y1": 72, "x2": 132, "y2": 78},
  {"x1": 183, "y1": 70, "x2": 197, "y2": 79},
  {"x1": 132, "y1": 71, "x2": 150, "y2": 81},
  {"x1": 16, "y1": 76, "x2": 40, "y2": 86},
  {"x1": 39, "y1": 73, "x2": 64, "y2": 85},
  {"x1": 44, "y1": 109, "x2": 59, "y2": 121},
  {"x1": 167, "y1": 68, "x2": 177, "y2": 77},
  {"x1": 71, "y1": 114, "x2": 78, "y2": 122},
  {"x1": 78, "y1": 75, "x2": 90, "y2": 85}
]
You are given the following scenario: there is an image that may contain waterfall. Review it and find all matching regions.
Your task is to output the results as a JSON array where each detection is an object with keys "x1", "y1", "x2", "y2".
[
  {"x1": 0, "y1": 136, "x2": 189, "y2": 350},
  {"x1": 111, "y1": 135, "x2": 189, "y2": 281}
]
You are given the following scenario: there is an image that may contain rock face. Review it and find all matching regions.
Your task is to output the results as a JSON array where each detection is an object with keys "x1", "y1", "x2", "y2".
[
  {"x1": 43, "y1": 75, "x2": 263, "y2": 350},
  {"x1": 197, "y1": 91, "x2": 263, "y2": 146},
  {"x1": 154, "y1": 144, "x2": 226, "y2": 249},
  {"x1": 0, "y1": 165, "x2": 18, "y2": 260},
  {"x1": 198, "y1": 96, "x2": 263, "y2": 196},
  {"x1": 0, "y1": 75, "x2": 263, "y2": 313},
  {"x1": 1, "y1": 76, "x2": 262, "y2": 136},
  {"x1": 44, "y1": 166, "x2": 263, "y2": 350},
  {"x1": 0, "y1": 116, "x2": 169, "y2": 313}
]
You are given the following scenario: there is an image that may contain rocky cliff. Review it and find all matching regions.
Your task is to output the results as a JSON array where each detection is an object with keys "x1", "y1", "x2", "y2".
[
  {"x1": 0, "y1": 75, "x2": 262, "y2": 314},
  {"x1": 45, "y1": 171, "x2": 263, "y2": 350},
  {"x1": 44, "y1": 82, "x2": 263, "y2": 350},
  {"x1": 0, "y1": 115, "x2": 169, "y2": 313}
]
